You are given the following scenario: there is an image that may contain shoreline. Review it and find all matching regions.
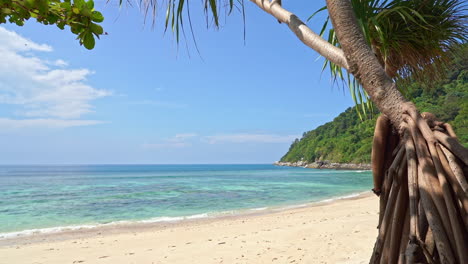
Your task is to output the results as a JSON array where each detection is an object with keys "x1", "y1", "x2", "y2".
[
  {"x1": 1, "y1": 191, "x2": 378, "y2": 264},
  {"x1": 274, "y1": 161, "x2": 371, "y2": 170},
  {"x1": 0, "y1": 191, "x2": 372, "y2": 246},
  {"x1": 0, "y1": 192, "x2": 378, "y2": 264}
]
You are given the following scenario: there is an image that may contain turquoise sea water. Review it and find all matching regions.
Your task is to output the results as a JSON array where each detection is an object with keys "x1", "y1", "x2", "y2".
[{"x1": 0, "y1": 164, "x2": 372, "y2": 236}]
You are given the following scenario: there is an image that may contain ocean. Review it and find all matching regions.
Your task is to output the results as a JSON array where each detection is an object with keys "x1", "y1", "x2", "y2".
[{"x1": 0, "y1": 164, "x2": 372, "y2": 238}]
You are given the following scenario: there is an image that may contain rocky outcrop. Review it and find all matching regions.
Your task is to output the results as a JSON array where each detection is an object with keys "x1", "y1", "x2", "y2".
[{"x1": 273, "y1": 161, "x2": 371, "y2": 170}]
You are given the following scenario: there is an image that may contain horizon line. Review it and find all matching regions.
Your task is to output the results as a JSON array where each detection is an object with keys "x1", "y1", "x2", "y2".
[{"x1": 0, "y1": 163, "x2": 277, "y2": 166}]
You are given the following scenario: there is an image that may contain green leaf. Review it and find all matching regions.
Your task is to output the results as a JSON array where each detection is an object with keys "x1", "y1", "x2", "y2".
[
  {"x1": 2, "y1": 8, "x2": 12, "y2": 15},
  {"x1": 176, "y1": 0, "x2": 185, "y2": 42},
  {"x1": 61, "y1": 2, "x2": 71, "y2": 9},
  {"x1": 229, "y1": 0, "x2": 234, "y2": 15},
  {"x1": 318, "y1": 16, "x2": 329, "y2": 37},
  {"x1": 307, "y1": 6, "x2": 326, "y2": 22},
  {"x1": 70, "y1": 25, "x2": 81, "y2": 34},
  {"x1": 74, "y1": 0, "x2": 85, "y2": 9},
  {"x1": 90, "y1": 23, "x2": 103, "y2": 35},
  {"x1": 57, "y1": 21, "x2": 66, "y2": 30},
  {"x1": 164, "y1": 0, "x2": 172, "y2": 31},
  {"x1": 25, "y1": 0, "x2": 35, "y2": 8},
  {"x1": 37, "y1": 0, "x2": 49, "y2": 13},
  {"x1": 82, "y1": 32, "x2": 95, "y2": 49},
  {"x1": 81, "y1": 7, "x2": 92, "y2": 17},
  {"x1": 208, "y1": 0, "x2": 218, "y2": 27},
  {"x1": 91, "y1": 11, "x2": 104, "y2": 22},
  {"x1": 86, "y1": 0, "x2": 94, "y2": 10}
]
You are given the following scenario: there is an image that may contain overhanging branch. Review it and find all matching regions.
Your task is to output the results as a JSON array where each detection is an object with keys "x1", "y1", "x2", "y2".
[{"x1": 250, "y1": 0, "x2": 349, "y2": 70}]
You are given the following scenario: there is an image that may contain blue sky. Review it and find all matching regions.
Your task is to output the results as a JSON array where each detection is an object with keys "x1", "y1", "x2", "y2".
[{"x1": 0, "y1": 1, "x2": 355, "y2": 164}]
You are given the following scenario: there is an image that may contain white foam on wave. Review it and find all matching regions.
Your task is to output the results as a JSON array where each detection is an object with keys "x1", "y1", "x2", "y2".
[
  {"x1": 281, "y1": 203, "x2": 310, "y2": 210},
  {"x1": 139, "y1": 213, "x2": 211, "y2": 223},
  {"x1": 186, "y1": 213, "x2": 209, "y2": 219},
  {"x1": 0, "y1": 191, "x2": 370, "y2": 240},
  {"x1": 0, "y1": 213, "x2": 215, "y2": 240},
  {"x1": 319, "y1": 191, "x2": 368, "y2": 203},
  {"x1": 273, "y1": 191, "x2": 369, "y2": 211},
  {"x1": 250, "y1": 207, "x2": 268, "y2": 211},
  {"x1": 138, "y1": 216, "x2": 184, "y2": 223},
  {"x1": 0, "y1": 224, "x2": 98, "y2": 240}
]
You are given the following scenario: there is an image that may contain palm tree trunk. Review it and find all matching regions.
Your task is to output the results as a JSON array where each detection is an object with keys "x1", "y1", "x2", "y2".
[
  {"x1": 325, "y1": 1, "x2": 468, "y2": 263},
  {"x1": 250, "y1": 0, "x2": 349, "y2": 69},
  {"x1": 325, "y1": 0, "x2": 411, "y2": 130}
]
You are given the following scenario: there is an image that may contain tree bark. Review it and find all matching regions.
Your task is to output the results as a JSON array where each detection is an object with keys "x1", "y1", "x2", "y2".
[
  {"x1": 249, "y1": 0, "x2": 349, "y2": 70},
  {"x1": 325, "y1": 0, "x2": 412, "y2": 131},
  {"x1": 372, "y1": 115, "x2": 390, "y2": 195}
]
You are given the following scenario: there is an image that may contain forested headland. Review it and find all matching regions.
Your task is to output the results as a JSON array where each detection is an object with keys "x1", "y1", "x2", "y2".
[{"x1": 280, "y1": 45, "x2": 467, "y2": 164}]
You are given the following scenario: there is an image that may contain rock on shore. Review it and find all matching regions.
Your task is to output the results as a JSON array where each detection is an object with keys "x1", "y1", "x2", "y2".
[{"x1": 273, "y1": 161, "x2": 371, "y2": 170}]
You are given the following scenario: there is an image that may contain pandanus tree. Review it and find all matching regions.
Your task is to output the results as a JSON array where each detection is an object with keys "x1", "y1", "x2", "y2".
[
  {"x1": 2, "y1": 0, "x2": 467, "y2": 263},
  {"x1": 154, "y1": 0, "x2": 468, "y2": 263},
  {"x1": 316, "y1": 1, "x2": 468, "y2": 263}
]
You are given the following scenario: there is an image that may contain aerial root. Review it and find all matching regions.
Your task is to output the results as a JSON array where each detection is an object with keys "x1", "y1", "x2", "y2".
[
  {"x1": 369, "y1": 111, "x2": 468, "y2": 264},
  {"x1": 372, "y1": 114, "x2": 390, "y2": 196}
]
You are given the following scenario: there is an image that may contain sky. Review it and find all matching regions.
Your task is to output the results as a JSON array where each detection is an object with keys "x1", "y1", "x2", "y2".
[{"x1": 0, "y1": 1, "x2": 356, "y2": 164}]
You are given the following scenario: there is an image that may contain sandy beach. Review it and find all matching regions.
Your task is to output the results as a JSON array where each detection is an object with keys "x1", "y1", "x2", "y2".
[{"x1": 0, "y1": 193, "x2": 378, "y2": 264}]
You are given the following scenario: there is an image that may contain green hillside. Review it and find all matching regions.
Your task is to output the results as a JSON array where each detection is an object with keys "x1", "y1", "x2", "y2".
[{"x1": 280, "y1": 46, "x2": 467, "y2": 164}]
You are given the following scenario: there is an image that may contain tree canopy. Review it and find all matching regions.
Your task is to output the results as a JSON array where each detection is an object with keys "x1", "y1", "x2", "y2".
[{"x1": 0, "y1": 0, "x2": 105, "y2": 49}]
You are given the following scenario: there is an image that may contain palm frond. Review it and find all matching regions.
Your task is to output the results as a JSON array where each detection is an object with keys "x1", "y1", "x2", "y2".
[
  {"x1": 312, "y1": 0, "x2": 467, "y2": 119},
  {"x1": 130, "y1": 0, "x2": 241, "y2": 50}
]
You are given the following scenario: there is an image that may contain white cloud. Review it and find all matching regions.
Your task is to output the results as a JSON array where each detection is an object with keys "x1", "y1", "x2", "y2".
[
  {"x1": 143, "y1": 133, "x2": 297, "y2": 149},
  {"x1": 0, "y1": 118, "x2": 104, "y2": 129},
  {"x1": 202, "y1": 133, "x2": 298, "y2": 144},
  {"x1": 53, "y1": 59, "x2": 68, "y2": 67},
  {"x1": 0, "y1": 27, "x2": 52, "y2": 52},
  {"x1": 0, "y1": 27, "x2": 110, "y2": 126}
]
